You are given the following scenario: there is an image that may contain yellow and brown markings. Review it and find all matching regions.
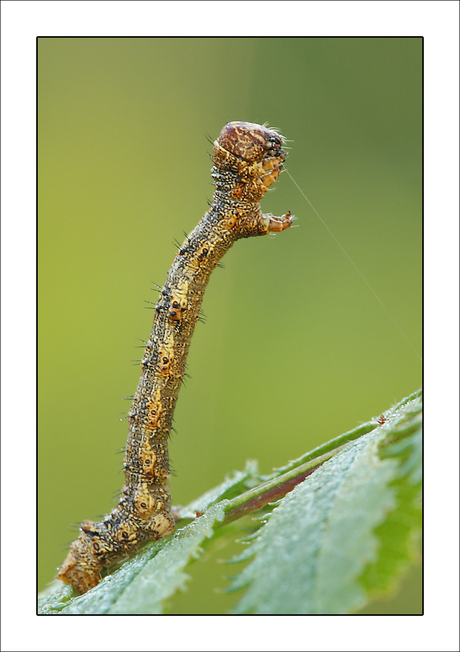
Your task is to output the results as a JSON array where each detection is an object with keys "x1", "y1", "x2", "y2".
[
  {"x1": 146, "y1": 397, "x2": 163, "y2": 430},
  {"x1": 133, "y1": 481, "x2": 158, "y2": 517},
  {"x1": 57, "y1": 121, "x2": 293, "y2": 594}
]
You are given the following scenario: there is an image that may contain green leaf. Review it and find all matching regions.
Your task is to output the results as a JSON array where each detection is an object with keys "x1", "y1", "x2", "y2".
[
  {"x1": 39, "y1": 392, "x2": 421, "y2": 614},
  {"x1": 227, "y1": 394, "x2": 422, "y2": 614},
  {"x1": 359, "y1": 407, "x2": 422, "y2": 598}
]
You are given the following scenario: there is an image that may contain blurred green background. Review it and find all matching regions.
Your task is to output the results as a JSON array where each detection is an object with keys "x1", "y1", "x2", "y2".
[{"x1": 38, "y1": 37, "x2": 422, "y2": 611}]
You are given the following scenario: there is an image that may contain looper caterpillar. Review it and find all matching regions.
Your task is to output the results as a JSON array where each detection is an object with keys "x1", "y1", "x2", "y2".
[{"x1": 57, "y1": 121, "x2": 293, "y2": 594}]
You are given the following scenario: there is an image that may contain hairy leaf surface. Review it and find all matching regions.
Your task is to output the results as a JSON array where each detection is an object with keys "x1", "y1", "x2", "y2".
[{"x1": 228, "y1": 395, "x2": 422, "y2": 614}]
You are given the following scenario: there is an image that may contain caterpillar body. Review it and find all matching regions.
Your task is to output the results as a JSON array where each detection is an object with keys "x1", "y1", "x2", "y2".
[{"x1": 57, "y1": 121, "x2": 293, "y2": 595}]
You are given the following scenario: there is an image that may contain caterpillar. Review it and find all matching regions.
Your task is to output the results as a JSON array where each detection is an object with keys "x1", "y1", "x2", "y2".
[{"x1": 57, "y1": 121, "x2": 294, "y2": 595}]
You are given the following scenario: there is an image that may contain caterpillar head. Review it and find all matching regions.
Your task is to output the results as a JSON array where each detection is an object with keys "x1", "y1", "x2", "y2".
[
  {"x1": 212, "y1": 121, "x2": 287, "y2": 201},
  {"x1": 217, "y1": 121, "x2": 286, "y2": 164}
]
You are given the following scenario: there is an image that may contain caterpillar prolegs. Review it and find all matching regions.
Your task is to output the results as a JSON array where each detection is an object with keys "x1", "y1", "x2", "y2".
[{"x1": 57, "y1": 121, "x2": 294, "y2": 594}]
